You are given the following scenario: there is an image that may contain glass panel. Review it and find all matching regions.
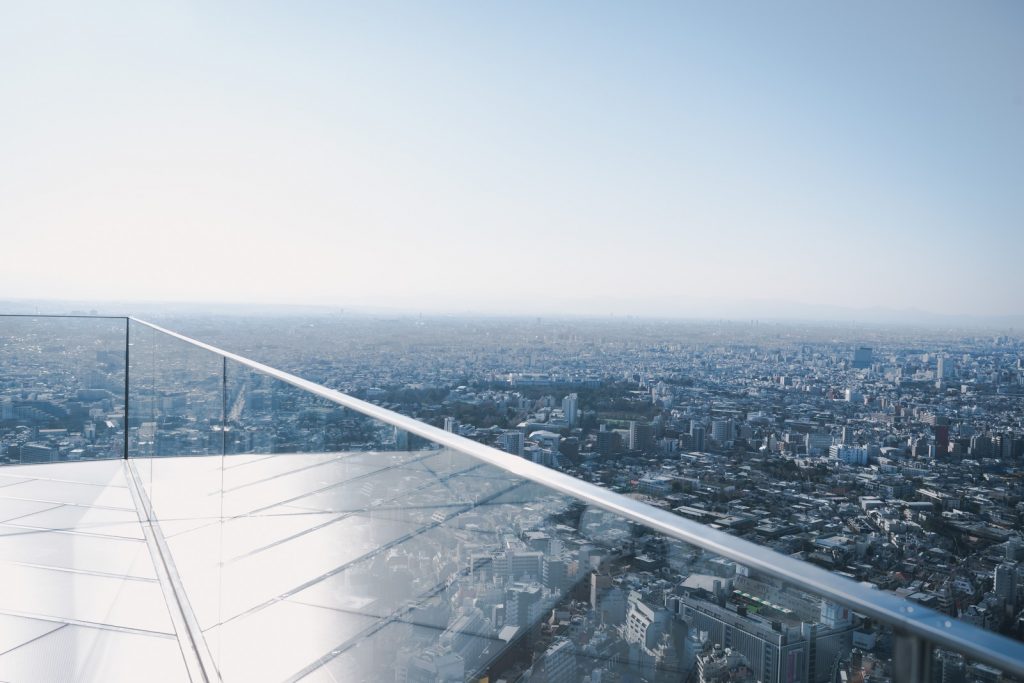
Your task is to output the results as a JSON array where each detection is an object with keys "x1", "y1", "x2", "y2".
[
  {"x1": 127, "y1": 321, "x2": 222, "y2": 458},
  {"x1": 0, "y1": 316, "x2": 126, "y2": 465},
  {"x1": 138, "y1": 397, "x2": 1024, "y2": 683},
  {"x1": 224, "y1": 361, "x2": 389, "y2": 457},
  {"x1": 111, "y1": 323, "x2": 1024, "y2": 682},
  {"x1": 127, "y1": 319, "x2": 224, "y2": 521},
  {"x1": 126, "y1": 319, "x2": 157, "y2": 462},
  {"x1": 126, "y1": 318, "x2": 157, "y2": 493}
]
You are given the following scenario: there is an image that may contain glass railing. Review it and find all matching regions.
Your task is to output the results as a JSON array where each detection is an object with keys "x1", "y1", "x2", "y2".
[
  {"x1": 1, "y1": 313, "x2": 1023, "y2": 682},
  {"x1": 0, "y1": 315, "x2": 127, "y2": 465}
]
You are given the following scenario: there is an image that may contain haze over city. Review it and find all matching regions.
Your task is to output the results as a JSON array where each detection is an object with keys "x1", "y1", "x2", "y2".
[
  {"x1": 4, "y1": 4, "x2": 1024, "y2": 681},
  {"x1": 3, "y1": 2, "x2": 1022, "y2": 317}
]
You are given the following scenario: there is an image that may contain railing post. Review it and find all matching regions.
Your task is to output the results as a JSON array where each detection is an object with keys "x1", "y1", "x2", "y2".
[
  {"x1": 221, "y1": 356, "x2": 228, "y2": 456},
  {"x1": 893, "y1": 630, "x2": 933, "y2": 683},
  {"x1": 123, "y1": 317, "x2": 130, "y2": 460}
]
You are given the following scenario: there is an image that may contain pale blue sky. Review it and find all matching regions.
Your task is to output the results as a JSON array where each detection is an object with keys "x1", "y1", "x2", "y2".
[{"x1": 2, "y1": 2, "x2": 1021, "y2": 317}]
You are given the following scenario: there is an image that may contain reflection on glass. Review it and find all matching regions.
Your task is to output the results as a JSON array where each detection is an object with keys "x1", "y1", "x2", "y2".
[
  {"x1": 225, "y1": 360, "x2": 397, "y2": 456},
  {"x1": 139, "y1": 435, "x2": 1022, "y2": 682},
  {"x1": 138, "y1": 434, "x2": 875, "y2": 682},
  {"x1": 133, "y1": 327, "x2": 223, "y2": 458},
  {"x1": 127, "y1": 320, "x2": 224, "y2": 522},
  {"x1": 2, "y1": 317, "x2": 1020, "y2": 682}
]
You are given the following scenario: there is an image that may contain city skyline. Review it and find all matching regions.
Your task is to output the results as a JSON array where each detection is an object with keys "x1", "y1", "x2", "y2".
[
  {"x1": 3, "y1": 3, "x2": 1024, "y2": 680},
  {"x1": 2, "y1": 312, "x2": 1024, "y2": 681},
  {"x1": 3, "y1": 2, "x2": 1023, "y2": 316}
]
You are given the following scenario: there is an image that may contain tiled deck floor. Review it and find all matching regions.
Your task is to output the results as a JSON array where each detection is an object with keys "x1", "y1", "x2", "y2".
[
  {"x1": 0, "y1": 459, "x2": 188, "y2": 682},
  {"x1": 0, "y1": 451, "x2": 556, "y2": 682}
]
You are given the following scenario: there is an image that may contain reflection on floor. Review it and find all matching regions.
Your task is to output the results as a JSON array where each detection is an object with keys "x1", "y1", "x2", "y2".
[
  {"x1": 0, "y1": 451, "x2": 575, "y2": 682},
  {"x1": 0, "y1": 459, "x2": 187, "y2": 682},
  {"x1": 139, "y1": 449, "x2": 553, "y2": 682}
]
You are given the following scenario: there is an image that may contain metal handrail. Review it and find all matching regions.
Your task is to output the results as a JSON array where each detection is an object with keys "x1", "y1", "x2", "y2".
[
  {"x1": 128, "y1": 317, "x2": 1024, "y2": 676},
  {"x1": 0, "y1": 313, "x2": 129, "y2": 319},
  {"x1": 28, "y1": 314, "x2": 1024, "y2": 676}
]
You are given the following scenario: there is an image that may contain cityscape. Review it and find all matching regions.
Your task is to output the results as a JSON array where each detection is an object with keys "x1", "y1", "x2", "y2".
[
  {"x1": 2, "y1": 313, "x2": 1023, "y2": 682},
  {"x1": 2, "y1": 1, "x2": 1021, "y2": 681}
]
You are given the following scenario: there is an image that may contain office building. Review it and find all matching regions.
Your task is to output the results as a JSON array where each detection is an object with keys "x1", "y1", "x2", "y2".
[
  {"x1": 675, "y1": 591, "x2": 856, "y2": 683},
  {"x1": 530, "y1": 638, "x2": 576, "y2": 683},
  {"x1": 596, "y1": 427, "x2": 620, "y2": 457},
  {"x1": 690, "y1": 422, "x2": 707, "y2": 452},
  {"x1": 629, "y1": 420, "x2": 653, "y2": 451},
  {"x1": 710, "y1": 419, "x2": 732, "y2": 444},
  {"x1": 561, "y1": 393, "x2": 579, "y2": 428},
  {"x1": 852, "y1": 347, "x2": 873, "y2": 369},
  {"x1": 499, "y1": 430, "x2": 525, "y2": 456}
]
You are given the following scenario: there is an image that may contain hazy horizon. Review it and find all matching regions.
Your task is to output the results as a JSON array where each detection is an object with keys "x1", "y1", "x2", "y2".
[
  {"x1": 5, "y1": 295, "x2": 1024, "y2": 330},
  {"x1": 3, "y1": 3, "x2": 1022, "y2": 316}
]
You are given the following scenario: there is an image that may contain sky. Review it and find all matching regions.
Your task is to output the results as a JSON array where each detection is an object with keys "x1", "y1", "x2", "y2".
[{"x1": 1, "y1": 2, "x2": 1022, "y2": 318}]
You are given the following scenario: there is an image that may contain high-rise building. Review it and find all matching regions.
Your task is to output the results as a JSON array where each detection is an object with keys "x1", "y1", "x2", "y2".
[
  {"x1": 561, "y1": 393, "x2": 579, "y2": 427},
  {"x1": 542, "y1": 556, "x2": 569, "y2": 592},
  {"x1": 934, "y1": 650, "x2": 967, "y2": 683},
  {"x1": 970, "y1": 435, "x2": 993, "y2": 458},
  {"x1": 934, "y1": 421, "x2": 950, "y2": 457},
  {"x1": 852, "y1": 347, "x2": 873, "y2": 369},
  {"x1": 675, "y1": 592, "x2": 855, "y2": 683},
  {"x1": 995, "y1": 563, "x2": 1017, "y2": 604},
  {"x1": 590, "y1": 572, "x2": 611, "y2": 611},
  {"x1": 597, "y1": 428, "x2": 620, "y2": 457},
  {"x1": 443, "y1": 417, "x2": 459, "y2": 433},
  {"x1": 499, "y1": 430, "x2": 525, "y2": 456},
  {"x1": 937, "y1": 353, "x2": 956, "y2": 381},
  {"x1": 690, "y1": 423, "x2": 707, "y2": 452},
  {"x1": 622, "y1": 591, "x2": 672, "y2": 649},
  {"x1": 1001, "y1": 431, "x2": 1016, "y2": 459},
  {"x1": 590, "y1": 573, "x2": 628, "y2": 626},
  {"x1": 505, "y1": 582, "x2": 543, "y2": 628},
  {"x1": 629, "y1": 421, "x2": 653, "y2": 451},
  {"x1": 531, "y1": 638, "x2": 577, "y2": 683},
  {"x1": 710, "y1": 419, "x2": 732, "y2": 444}
]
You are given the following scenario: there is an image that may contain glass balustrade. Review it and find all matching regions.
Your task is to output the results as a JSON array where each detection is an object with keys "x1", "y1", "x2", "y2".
[
  {"x1": 0, "y1": 315, "x2": 127, "y2": 465},
  {"x1": 0, "y1": 314, "x2": 1022, "y2": 682}
]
